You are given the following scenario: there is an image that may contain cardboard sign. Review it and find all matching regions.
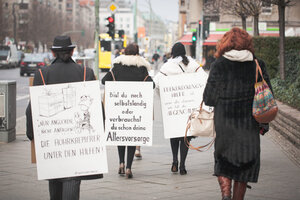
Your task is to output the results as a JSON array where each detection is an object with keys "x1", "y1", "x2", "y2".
[
  {"x1": 159, "y1": 73, "x2": 209, "y2": 138},
  {"x1": 104, "y1": 81, "x2": 153, "y2": 146},
  {"x1": 30, "y1": 80, "x2": 108, "y2": 180}
]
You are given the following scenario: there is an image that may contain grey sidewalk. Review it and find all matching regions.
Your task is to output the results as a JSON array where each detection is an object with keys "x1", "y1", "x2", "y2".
[{"x1": 1, "y1": 95, "x2": 300, "y2": 200}]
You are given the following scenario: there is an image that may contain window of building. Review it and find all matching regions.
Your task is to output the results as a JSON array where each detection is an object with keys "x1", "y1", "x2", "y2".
[
  {"x1": 262, "y1": 2, "x2": 272, "y2": 14},
  {"x1": 66, "y1": 3, "x2": 72, "y2": 9},
  {"x1": 127, "y1": 24, "x2": 130, "y2": 28},
  {"x1": 181, "y1": 0, "x2": 185, "y2": 6}
]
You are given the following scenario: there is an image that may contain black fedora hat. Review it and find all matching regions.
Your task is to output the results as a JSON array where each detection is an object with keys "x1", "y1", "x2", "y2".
[{"x1": 50, "y1": 35, "x2": 76, "y2": 51}]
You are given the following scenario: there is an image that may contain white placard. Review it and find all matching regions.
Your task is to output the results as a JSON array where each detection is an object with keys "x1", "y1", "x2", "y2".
[
  {"x1": 159, "y1": 73, "x2": 209, "y2": 138},
  {"x1": 30, "y1": 80, "x2": 108, "y2": 180},
  {"x1": 105, "y1": 81, "x2": 153, "y2": 146}
]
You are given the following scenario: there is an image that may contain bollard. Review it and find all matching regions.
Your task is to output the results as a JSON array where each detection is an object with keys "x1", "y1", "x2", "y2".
[{"x1": 0, "y1": 80, "x2": 16, "y2": 142}]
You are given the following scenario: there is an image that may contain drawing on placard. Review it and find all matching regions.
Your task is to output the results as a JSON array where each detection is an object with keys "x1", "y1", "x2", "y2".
[
  {"x1": 74, "y1": 95, "x2": 94, "y2": 133},
  {"x1": 38, "y1": 85, "x2": 76, "y2": 117}
]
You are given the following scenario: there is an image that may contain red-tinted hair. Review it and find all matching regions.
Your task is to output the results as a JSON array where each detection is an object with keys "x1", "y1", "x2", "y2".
[{"x1": 215, "y1": 27, "x2": 254, "y2": 58}]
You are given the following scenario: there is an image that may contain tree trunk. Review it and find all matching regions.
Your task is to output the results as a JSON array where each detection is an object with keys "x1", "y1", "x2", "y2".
[
  {"x1": 253, "y1": 14, "x2": 259, "y2": 36},
  {"x1": 242, "y1": 16, "x2": 247, "y2": 30},
  {"x1": 278, "y1": 0, "x2": 285, "y2": 80}
]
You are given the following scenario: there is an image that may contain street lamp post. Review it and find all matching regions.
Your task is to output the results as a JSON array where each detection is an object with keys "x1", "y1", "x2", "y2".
[
  {"x1": 146, "y1": 0, "x2": 152, "y2": 55},
  {"x1": 12, "y1": 3, "x2": 17, "y2": 45},
  {"x1": 12, "y1": 0, "x2": 25, "y2": 45},
  {"x1": 94, "y1": 0, "x2": 100, "y2": 80}
]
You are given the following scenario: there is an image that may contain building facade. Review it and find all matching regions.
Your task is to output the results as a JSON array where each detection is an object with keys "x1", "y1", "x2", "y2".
[
  {"x1": 0, "y1": 0, "x2": 95, "y2": 50},
  {"x1": 178, "y1": 0, "x2": 300, "y2": 58}
]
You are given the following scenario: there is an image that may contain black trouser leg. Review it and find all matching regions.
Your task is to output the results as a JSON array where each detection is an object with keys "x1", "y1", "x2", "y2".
[
  {"x1": 179, "y1": 137, "x2": 190, "y2": 169},
  {"x1": 61, "y1": 179, "x2": 81, "y2": 200},
  {"x1": 49, "y1": 179, "x2": 63, "y2": 200},
  {"x1": 118, "y1": 146, "x2": 125, "y2": 164},
  {"x1": 170, "y1": 138, "x2": 179, "y2": 162},
  {"x1": 126, "y1": 146, "x2": 136, "y2": 169}
]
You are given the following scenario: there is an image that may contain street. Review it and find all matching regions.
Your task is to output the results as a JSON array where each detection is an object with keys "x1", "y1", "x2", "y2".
[{"x1": 0, "y1": 67, "x2": 300, "y2": 200}]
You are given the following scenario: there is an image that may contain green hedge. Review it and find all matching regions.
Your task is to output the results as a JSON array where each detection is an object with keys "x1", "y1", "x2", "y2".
[{"x1": 253, "y1": 37, "x2": 300, "y2": 110}]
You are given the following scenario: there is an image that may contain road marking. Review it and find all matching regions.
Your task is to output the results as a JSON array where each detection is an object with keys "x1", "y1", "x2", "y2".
[{"x1": 17, "y1": 95, "x2": 29, "y2": 101}]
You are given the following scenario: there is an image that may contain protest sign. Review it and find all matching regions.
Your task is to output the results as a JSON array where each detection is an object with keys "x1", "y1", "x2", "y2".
[
  {"x1": 30, "y1": 80, "x2": 108, "y2": 180},
  {"x1": 104, "y1": 81, "x2": 153, "y2": 146},
  {"x1": 159, "y1": 72, "x2": 209, "y2": 138}
]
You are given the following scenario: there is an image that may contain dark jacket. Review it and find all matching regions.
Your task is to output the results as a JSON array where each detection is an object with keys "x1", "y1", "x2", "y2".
[
  {"x1": 102, "y1": 55, "x2": 155, "y2": 88},
  {"x1": 26, "y1": 57, "x2": 102, "y2": 180},
  {"x1": 203, "y1": 54, "x2": 271, "y2": 183}
]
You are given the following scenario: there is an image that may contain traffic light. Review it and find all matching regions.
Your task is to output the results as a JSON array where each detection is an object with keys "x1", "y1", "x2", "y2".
[
  {"x1": 203, "y1": 19, "x2": 210, "y2": 40},
  {"x1": 198, "y1": 20, "x2": 202, "y2": 38},
  {"x1": 192, "y1": 31, "x2": 197, "y2": 46},
  {"x1": 118, "y1": 30, "x2": 124, "y2": 38},
  {"x1": 106, "y1": 16, "x2": 115, "y2": 39}
]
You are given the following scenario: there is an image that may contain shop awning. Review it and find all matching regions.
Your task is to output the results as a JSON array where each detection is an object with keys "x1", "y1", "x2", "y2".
[
  {"x1": 178, "y1": 34, "x2": 193, "y2": 45},
  {"x1": 203, "y1": 34, "x2": 224, "y2": 46},
  {"x1": 203, "y1": 32, "x2": 279, "y2": 46}
]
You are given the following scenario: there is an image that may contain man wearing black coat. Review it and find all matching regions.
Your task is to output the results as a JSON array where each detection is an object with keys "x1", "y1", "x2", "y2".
[{"x1": 26, "y1": 36, "x2": 101, "y2": 200}]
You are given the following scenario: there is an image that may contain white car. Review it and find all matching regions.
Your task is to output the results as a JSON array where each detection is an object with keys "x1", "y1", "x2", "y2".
[{"x1": 0, "y1": 44, "x2": 18, "y2": 68}]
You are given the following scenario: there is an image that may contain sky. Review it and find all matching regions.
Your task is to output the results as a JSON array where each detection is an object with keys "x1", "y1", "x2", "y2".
[{"x1": 136, "y1": 0, "x2": 179, "y2": 22}]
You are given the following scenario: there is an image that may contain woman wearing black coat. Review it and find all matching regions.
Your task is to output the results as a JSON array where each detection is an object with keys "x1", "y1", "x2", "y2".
[
  {"x1": 26, "y1": 36, "x2": 101, "y2": 200},
  {"x1": 203, "y1": 28, "x2": 272, "y2": 200},
  {"x1": 102, "y1": 43, "x2": 154, "y2": 178}
]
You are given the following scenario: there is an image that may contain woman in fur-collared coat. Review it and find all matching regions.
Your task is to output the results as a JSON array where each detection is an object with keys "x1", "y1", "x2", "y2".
[
  {"x1": 102, "y1": 43, "x2": 154, "y2": 179},
  {"x1": 203, "y1": 28, "x2": 272, "y2": 200}
]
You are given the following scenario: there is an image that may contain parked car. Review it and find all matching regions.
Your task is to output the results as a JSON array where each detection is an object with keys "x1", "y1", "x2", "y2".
[
  {"x1": 20, "y1": 53, "x2": 45, "y2": 76},
  {"x1": 0, "y1": 44, "x2": 18, "y2": 69}
]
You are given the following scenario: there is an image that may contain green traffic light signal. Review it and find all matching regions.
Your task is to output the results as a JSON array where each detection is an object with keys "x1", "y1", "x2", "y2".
[
  {"x1": 192, "y1": 36, "x2": 196, "y2": 41},
  {"x1": 192, "y1": 32, "x2": 197, "y2": 42}
]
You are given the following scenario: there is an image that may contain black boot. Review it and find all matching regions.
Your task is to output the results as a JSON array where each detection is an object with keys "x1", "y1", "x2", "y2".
[
  {"x1": 171, "y1": 161, "x2": 178, "y2": 172},
  {"x1": 179, "y1": 163, "x2": 187, "y2": 175}
]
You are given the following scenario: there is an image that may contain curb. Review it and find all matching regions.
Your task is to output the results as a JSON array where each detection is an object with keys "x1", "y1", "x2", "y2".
[{"x1": 269, "y1": 101, "x2": 300, "y2": 167}]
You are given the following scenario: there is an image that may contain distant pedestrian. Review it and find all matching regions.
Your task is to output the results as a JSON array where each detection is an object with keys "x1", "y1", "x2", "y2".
[
  {"x1": 115, "y1": 49, "x2": 120, "y2": 58},
  {"x1": 152, "y1": 52, "x2": 160, "y2": 62},
  {"x1": 163, "y1": 52, "x2": 171, "y2": 63},
  {"x1": 26, "y1": 35, "x2": 101, "y2": 200},
  {"x1": 154, "y1": 42, "x2": 207, "y2": 175},
  {"x1": 101, "y1": 43, "x2": 155, "y2": 178},
  {"x1": 203, "y1": 49, "x2": 216, "y2": 71},
  {"x1": 203, "y1": 27, "x2": 272, "y2": 200},
  {"x1": 152, "y1": 52, "x2": 160, "y2": 71},
  {"x1": 134, "y1": 145, "x2": 142, "y2": 159}
]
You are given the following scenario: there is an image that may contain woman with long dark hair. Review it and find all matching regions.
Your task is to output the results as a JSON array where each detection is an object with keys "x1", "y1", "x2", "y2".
[
  {"x1": 154, "y1": 42, "x2": 207, "y2": 175},
  {"x1": 203, "y1": 27, "x2": 272, "y2": 200}
]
